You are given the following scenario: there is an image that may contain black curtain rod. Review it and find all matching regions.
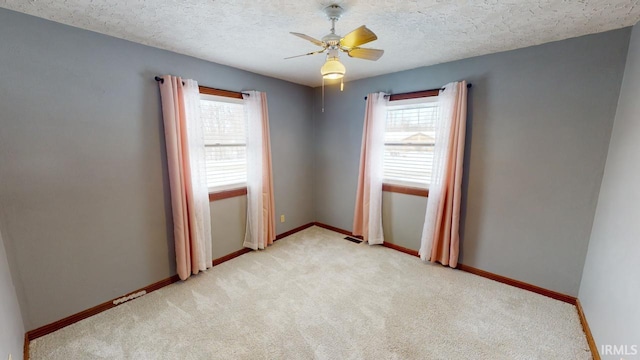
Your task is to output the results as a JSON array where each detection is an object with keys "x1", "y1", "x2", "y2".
[
  {"x1": 154, "y1": 76, "x2": 250, "y2": 96},
  {"x1": 364, "y1": 83, "x2": 472, "y2": 101},
  {"x1": 155, "y1": 76, "x2": 183, "y2": 85}
]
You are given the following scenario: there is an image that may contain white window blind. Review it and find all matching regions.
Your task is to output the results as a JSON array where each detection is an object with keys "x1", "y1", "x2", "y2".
[
  {"x1": 200, "y1": 95, "x2": 247, "y2": 191},
  {"x1": 383, "y1": 98, "x2": 439, "y2": 189}
]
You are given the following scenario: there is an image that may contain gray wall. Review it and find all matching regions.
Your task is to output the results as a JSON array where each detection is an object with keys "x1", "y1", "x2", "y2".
[
  {"x1": 210, "y1": 196, "x2": 247, "y2": 259},
  {"x1": 0, "y1": 8, "x2": 314, "y2": 330},
  {"x1": 578, "y1": 24, "x2": 640, "y2": 359},
  {"x1": 313, "y1": 29, "x2": 631, "y2": 297},
  {"x1": 0, "y1": 228, "x2": 25, "y2": 360},
  {"x1": 381, "y1": 192, "x2": 427, "y2": 251}
]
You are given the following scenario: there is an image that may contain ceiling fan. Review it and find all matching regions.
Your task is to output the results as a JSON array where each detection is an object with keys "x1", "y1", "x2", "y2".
[{"x1": 286, "y1": 4, "x2": 384, "y2": 81}]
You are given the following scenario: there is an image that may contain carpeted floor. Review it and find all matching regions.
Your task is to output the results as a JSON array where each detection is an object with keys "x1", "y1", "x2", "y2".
[{"x1": 30, "y1": 226, "x2": 591, "y2": 359}]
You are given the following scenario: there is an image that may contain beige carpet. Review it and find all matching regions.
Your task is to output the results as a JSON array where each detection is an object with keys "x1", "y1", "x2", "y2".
[{"x1": 31, "y1": 226, "x2": 590, "y2": 359}]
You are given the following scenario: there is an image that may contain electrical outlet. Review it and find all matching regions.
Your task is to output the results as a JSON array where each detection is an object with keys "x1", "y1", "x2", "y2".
[
  {"x1": 8, "y1": 354, "x2": 12, "y2": 360},
  {"x1": 280, "y1": 215, "x2": 285, "y2": 223}
]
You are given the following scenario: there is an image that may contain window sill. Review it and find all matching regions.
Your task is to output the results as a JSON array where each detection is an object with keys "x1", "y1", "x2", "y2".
[
  {"x1": 209, "y1": 187, "x2": 248, "y2": 202},
  {"x1": 382, "y1": 183, "x2": 429, "y2": 197}
]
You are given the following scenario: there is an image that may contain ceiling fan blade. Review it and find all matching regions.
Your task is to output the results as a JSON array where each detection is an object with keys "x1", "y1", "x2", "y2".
[
  {"x1": 340, "y1": 25, "x2": 378, "y2": 48},
  {"x1": 348, "y1": 48, "x2": 384, "y2": 61},
  {"x1": 284, "y1": 50, "x2": 326, "y2": 60},
  {"x1": 290, "y1": 32, "x2": 325, "y2": 47}
]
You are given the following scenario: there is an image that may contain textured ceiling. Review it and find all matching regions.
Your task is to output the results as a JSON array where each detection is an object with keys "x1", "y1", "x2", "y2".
[{"x1": 2, "y1": 0, "x2": 640, "y2": 87}]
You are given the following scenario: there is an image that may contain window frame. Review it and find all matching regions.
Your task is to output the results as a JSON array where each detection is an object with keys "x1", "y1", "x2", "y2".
[
  {"x1": 199, "y1": 86, "x2": 248, "y2": 201},
  {"x1": 382, "y1": 91, "x2": 439, "y2": 197}
]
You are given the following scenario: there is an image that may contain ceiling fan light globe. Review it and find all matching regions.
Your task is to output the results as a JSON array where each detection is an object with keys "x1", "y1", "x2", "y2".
[
  {"x1": 323, "y1": 73, "x2": 344, "y2": 80},
  {"x1": 321, "y1": 58, "x2": 346, "y2": 79}
]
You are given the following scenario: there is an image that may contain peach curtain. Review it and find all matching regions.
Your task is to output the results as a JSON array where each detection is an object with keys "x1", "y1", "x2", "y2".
[
  {"x1": 158, "y1": 75, "x2": 212, "y2": 280},
  {"x1": 243, "y1": 91, "x2": 276, "y2": 250},
  {"x1": 353, "y1": 93, "x2": 387, "y2": 244},
  {"x1": 419, "y1": 81, "x2": 467, "y2": 267}
]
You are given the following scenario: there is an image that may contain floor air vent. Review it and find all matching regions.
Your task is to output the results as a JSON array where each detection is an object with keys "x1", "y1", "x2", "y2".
[{"x1": 344, "y1": 236, "x2": 363, "y2": 244}]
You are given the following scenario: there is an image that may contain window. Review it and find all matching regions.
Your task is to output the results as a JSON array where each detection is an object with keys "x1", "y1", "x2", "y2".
[
  {"x1": 383, "y1": 96, "x2": 439, "y2": 189},
  {"x1": 200, "y1": 94, "x2": 247, "y2": 192}
]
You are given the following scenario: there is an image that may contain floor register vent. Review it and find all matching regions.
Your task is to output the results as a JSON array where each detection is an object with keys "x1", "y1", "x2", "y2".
[
  {"x1": 113, "y1": 290, "x2": 147, "y2": 305},
  {"x1": 344, "y1": 236, "x2": 363, "y2": 244}
]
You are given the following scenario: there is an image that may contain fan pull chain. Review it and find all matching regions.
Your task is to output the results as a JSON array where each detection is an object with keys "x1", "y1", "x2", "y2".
[
  {"x1": 322, "y1": 77, "x2": 325, "y2": 113},
  {"x1": 340, "y1": 78, "x2": 344, "y2": 91}
]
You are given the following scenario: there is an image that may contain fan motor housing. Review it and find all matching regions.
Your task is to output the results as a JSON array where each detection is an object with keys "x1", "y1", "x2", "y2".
[{"x1": 322, "y1": 33, "x2": 341, "y2": 46}]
